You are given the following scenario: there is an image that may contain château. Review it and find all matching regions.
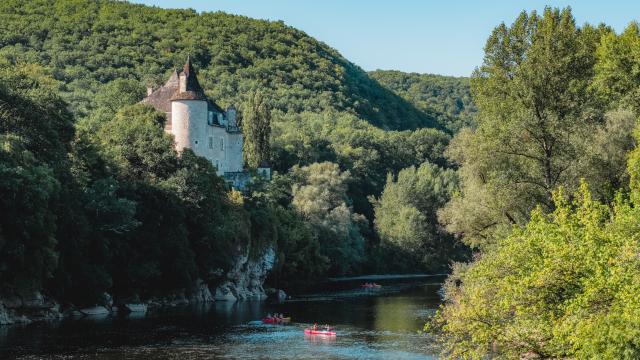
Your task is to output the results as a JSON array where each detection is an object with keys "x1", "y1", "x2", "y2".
[{"x1": 142, "y1": 57, "x2": 245, "y2": 182}]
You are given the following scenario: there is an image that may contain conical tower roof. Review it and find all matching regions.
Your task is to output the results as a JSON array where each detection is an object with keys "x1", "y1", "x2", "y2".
[{"x1": 171, "y1": 56, "x2": 208, "y2": 101}]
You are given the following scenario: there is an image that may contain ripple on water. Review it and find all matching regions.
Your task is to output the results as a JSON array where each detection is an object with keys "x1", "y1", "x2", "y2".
[{"x1": 200, "y1": 323, "x2": 435, "y2": 360}]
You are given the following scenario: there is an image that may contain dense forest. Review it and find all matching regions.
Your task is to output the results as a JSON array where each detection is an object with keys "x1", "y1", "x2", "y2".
[
  {"x1": 6, "y1": 1, "x2": 640, "y2": 356},
  {"x1": 369, "y1": 70, "x2": 477, "y2": 133},
  {"x1": 0, "y1": 0, "x2": 469, "y2": 307},
  {"x1": 429, "y1": 8, "x2": 640, "y2": 358},
  {"x1": 0, "y1": 0, "x2": 445, "y2": 131}
]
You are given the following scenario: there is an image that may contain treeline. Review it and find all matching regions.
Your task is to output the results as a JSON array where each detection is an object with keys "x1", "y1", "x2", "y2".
[
  {"x1": 430, "y1": 8, "x2": 640, "y2": 358},
  {"x1": 269, "y1": 112, "x2": 467, "y2": 276},
  {"x1": 0, "y1": 0, "x2": 443, "y2": 130},
  {"x1": 369, "y1": 70, "x2": 477, "y2": 133}
]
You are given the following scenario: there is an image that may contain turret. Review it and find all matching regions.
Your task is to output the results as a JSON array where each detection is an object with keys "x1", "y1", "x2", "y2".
[{"x1": 170, "y1": 56, "x2": 208, "y2": 152}]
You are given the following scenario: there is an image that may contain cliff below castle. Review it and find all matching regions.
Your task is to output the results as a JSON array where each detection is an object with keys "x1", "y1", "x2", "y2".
[{"x1": 0, "y1": 245, "x2": 278, "y2": 326}]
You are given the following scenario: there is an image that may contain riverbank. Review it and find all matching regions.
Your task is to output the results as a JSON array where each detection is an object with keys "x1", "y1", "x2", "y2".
[
  {"x1": 0, "y1": 245, "x2": 280, "y2": 327},
  {"x1": 0, "y1": 280, "x2": 442, "y2": 359}
]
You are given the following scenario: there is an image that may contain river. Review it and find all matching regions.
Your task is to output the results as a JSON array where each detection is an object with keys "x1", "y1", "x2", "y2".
[{"x1": 0, "y1": 279, "x2": 443, "y2": 359}]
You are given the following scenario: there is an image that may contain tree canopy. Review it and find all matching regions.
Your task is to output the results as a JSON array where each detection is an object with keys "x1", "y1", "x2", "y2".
[
  {"x1": 431, "y1": 7, "x2": 640, "y2": 358},
  {"x1": 0, "y1": 0, "x2": 442, "y2": 130}
]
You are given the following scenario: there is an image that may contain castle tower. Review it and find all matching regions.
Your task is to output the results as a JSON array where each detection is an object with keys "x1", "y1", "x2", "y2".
[{"x1": 170, "y1": 56, "x2": 208, "y2": 153}]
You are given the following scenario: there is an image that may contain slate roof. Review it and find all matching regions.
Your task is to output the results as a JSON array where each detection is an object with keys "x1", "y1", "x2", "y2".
[{"x1": 170, "y1": 56, "x2": 207, "y2": 101}]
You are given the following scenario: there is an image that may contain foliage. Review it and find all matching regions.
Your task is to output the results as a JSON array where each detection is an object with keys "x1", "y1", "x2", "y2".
[
  {"x1": 290, "y1": 162, "x2": 366, "y2": 275},
  {"x1": 369, "y1": 70, "x2": 477, "y2": 132},
  {"x1": 432, "y1": 8, "x2": 640, "y2": 359},
  {"x1": 249, "y1": 174, "x2": 330, "y2": 290},
  {"x1": 0, "y1": 135, "x2": 59, "y2": 291},
  {"x1": 372, "y1": 163, "x2": 466, "y2": 272},
  {"x1": 96, "y1": 104, "x2": 177, "y2": 182},
  {"x1": 271, "y1": 111, "x2": 450, "y2": 218},
  {"x1": 439, "y1": 7, "x2": 609, "y2": 248},
  {"x1": 431, "y1": 182, "x2": 640, "y2": 359},
  {"x1": 592, "y1": 22, "x2": 640, "y2": 112},
  {"x1": 242, "y1": 90, "x2": 272, "y2": 168},
  {"x1": 162, "y1": 150, "x2": 245, "y2": 283},
  {"x1": 0, "y1": 0, "x2": 437, "y2": 130},
  {"x1": 579, "y1": 109, "x2": 638, "y2": 201}
]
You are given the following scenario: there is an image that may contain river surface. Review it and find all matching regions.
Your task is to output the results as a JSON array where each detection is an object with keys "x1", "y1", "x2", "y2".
[{"x1": 0, "y1": 279, "x2": 443, "y2": 359}]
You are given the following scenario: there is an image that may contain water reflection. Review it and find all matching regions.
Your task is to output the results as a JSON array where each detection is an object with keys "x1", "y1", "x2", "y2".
[
  {"x1": 2, "y1": 282, "x2": 441, "y2": 359},
  {"x1": 305, "y1": 333, "x2": 337, "y2": 345}
]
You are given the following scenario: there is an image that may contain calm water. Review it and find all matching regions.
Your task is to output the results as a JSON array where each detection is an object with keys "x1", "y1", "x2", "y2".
[{"x1": 0, "y1": 280, "x2": 443, "y2": 359}]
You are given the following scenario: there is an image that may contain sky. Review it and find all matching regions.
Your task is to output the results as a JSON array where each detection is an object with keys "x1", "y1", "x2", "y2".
[{"x1": 130, "y1": 0, "x2": 640, "y2": 77}]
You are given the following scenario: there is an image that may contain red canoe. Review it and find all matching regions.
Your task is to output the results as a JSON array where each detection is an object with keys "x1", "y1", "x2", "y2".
[{"x1": 304, "y1": 329, "x2": 336, "y2": 336}]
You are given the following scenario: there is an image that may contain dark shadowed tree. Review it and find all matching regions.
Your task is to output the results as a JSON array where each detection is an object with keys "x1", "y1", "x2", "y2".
[{"x1": 242, "y1": 90, "x2": 271, "y2": 168}]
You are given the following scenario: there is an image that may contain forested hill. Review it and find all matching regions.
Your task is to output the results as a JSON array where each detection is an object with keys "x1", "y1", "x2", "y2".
[
  {"x1": 369, "y1": 70, "x2": 476, "y2": 132},
  {"x1": 0, "y1": 0, "x2": 440, "y2": 130}
]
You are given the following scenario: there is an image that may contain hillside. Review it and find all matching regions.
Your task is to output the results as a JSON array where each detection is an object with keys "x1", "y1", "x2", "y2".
[
  {"x1": 0, "y1": 0, "x2": 441, "y2": 130},
  {"x1": 369, "y1": 70, "x2": 476, "y2": 132}
]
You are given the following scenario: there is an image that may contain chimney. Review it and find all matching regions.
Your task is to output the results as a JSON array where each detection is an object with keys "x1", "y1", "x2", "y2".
[{"x1": 146, "y1": 86, "x2": 153, "y2": 96}]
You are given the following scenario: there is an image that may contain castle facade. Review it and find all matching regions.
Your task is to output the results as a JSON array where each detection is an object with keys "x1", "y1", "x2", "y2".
[{"x1": 142, "y1": 57, "x2": 243, "y2": 177}]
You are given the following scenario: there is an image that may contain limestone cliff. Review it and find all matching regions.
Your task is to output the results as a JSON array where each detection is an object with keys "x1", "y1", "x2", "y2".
[{"x1": 214, "y1": 246, "x2": 276, "y2": 302}]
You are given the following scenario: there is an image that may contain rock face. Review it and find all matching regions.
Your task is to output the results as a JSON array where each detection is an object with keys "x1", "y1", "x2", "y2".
[
  {"x1": 0, "y1": 248, "x2": 277, "y2": 326},
  {"x1": 0, "y1": 291, "x2": 62, "y2": 325},
  {"x1": 145, "y1": 278, "x2": 214, "y2": 308},
  {"x1": 215, "y1": 246, "x2": 276, "y2": 301},
  {"x1": 79, "y1": 306, "x2": 110, "y2": 316},
  {"x1": 124, "y1": 304, "x2": 148, "y2": 313},
  {"x1": 276, "y1": 289, "x2": 287, "y2": 302},
  {"x1": 190, "y1": 279, "x2": 214, "y2": 303}
]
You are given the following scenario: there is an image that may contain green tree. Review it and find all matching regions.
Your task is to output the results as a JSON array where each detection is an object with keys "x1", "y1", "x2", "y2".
[
  {"x1": 0, "y1": 135, "x2": 59, "y2": 291},
  {"x1": 242, "y1": 90, "x2": 272, "y2": 168},
  {"x1": 579, "y1": 109, "x2": 638, "y2": 201},
  {"x1": 431, "y1": 181, "x2": 640, "y2": 359},
  {"x1": 268, "y1": 206, "x2": 329, "y2": 290},
  {"x1": 372, "y1": 162, "x2": 463, "y2": 271},
  {"x1": 369, "y1": 70, "x2": 477, "y2": 132},
  {"x1": 163, "y1": 149, "x2": 249, "y2": 283},
  {"x1": 290, "y1": 162, "x2": 366, "y2": 275},
  {"x1": 440, "y1": 7, "x2": 602, "y2": 248},
  {"x1": 592, "y1": 22, "x2": 640, "y2": 111},
  {"x1": 97, "y1": 104, "x2": 177, "y2": 182}
]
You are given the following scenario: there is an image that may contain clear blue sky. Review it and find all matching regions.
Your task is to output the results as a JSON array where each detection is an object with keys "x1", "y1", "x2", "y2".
[{"x1": 130, "y1": 0, "x2": 640, "y2": 77}]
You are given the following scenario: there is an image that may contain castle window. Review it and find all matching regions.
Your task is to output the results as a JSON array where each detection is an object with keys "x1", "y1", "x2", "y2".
[
  {"x1": 194, "y1": 140, "x2": 199, "y2": 146},
  {"x1": 220, "y1": 137, "x2": 225, "y2": 151},
  {"x1": 207, "y1": 111, "x2": 214, "y2": 125},
  {"x1": 208, "y1": 136, "x2": 213, "y2": 149},
  {"x1": 214, "y1": 159, "x2": 220, "y2": 170}
]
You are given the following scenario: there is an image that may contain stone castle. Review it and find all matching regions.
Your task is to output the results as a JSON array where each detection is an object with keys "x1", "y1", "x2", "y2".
[{"x1": 142, "y1": 57, "x2": 244, "y2": 181}]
